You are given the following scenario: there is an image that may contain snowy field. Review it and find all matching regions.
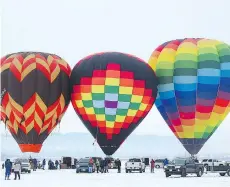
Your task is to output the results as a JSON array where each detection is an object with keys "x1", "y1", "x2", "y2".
[{"x1": 1, "y1": 167, "x2": 230, "y2": 187}]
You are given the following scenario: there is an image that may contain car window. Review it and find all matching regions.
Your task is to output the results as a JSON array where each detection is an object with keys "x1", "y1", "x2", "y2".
[
  {"x1": 155, "y1": 159, "x2": 164, "y2": 163},
  {"x1": 202, "y1": 159, "x2": 208, "y2": 162},
  {"x1": 79, "y1": 159, "x2": 89, "y2": 163},
  {"x1": 187, "y1": 159, "x2": 194, "y2": 164},
  {"x1": 174, "y1": 159, "x2": 186, "y2": 165},
  {"x1": 129, "y1": 159, "x2": 141, "y2": 162},
  {"x1": 17, "y1": 159, "x2": 28, "y2": 163},
  {"x1": 208, "y1": 159, "x2": 212, "y2": 162}
]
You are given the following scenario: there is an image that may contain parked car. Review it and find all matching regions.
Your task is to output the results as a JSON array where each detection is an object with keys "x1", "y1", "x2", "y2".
[
  {"x1": 76, "y1": 158, "x2": 95, "y2": 173},
  {"x1": 202, "y1": 159, "x2": 226, "y2": 169},
  {"x1": 125, "y1": 158, "x2": 145, "y2": 173},
  {"x1": 13, "y1": 158, "x2": 31, "y2": 173},
  {"x1": 165, "y1": 157, "x2": 204, "y2": 178},
  {"x1": 154, "y1": 159, "x2": 165, "y2": 168}
]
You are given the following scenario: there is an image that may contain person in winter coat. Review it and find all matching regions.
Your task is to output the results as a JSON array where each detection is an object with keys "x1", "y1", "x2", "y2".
[
  {"x1": 150, "y1": 159, "x2": 155, "y2": 173},
  {"x1": 33, "y1": 159, "x2": 37, "y2": 171},
  {"x1": 42, "y1": 159, "x2": 46, "y2": 170},
  {"x1": 163, "y1": 158, "x2": 169, "y2": 167},
  {"x1": 55, "y1": 160, "x2": 59, "y2": 169},
  {"x1": 48, "y1": 160, "x2": 52, "y2": 170},
  {"x1": 100, "y1": 159, "x2": 104, "y2": 173},
  {"x1": 104, "y1": 159, "x2": 109, "y2": 173},
  {"x1": 116, "y1": 158, "x2": 121, "y2": 173},
  {"x1": 88, "y1": 158, "x2": 94, "y2": 173},
  {"x1": 2, "y1": 163, "x2": 4, "y2": 169},
  {"x1": 95, "y1": 159, "x2": 100, "y2": 173},
  {"x1": 5, "y1": 159, "x2": 12, "y2": 180},
  {"x1": 13, "y1": 161, "x2": 21, "y2": 180}
]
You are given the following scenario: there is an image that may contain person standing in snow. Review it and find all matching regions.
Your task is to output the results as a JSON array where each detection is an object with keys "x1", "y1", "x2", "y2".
[
  {"x1": 150, "y1": 159, "x2": 155, "y2": 173},
  {"x1": 95, "y1": 159, "x2": 100, "y2": 173},
  {"x1": 55, "y1": 160, "x2": 59, "y2": 169},
  {"x1": 163, "y1": 158, "x2": 169, "y2": 167},
  {"x1": 42, "y1": 159, "x2": 46, "y2": 170},
  {"x1": 116, "y1": 158, "x2": 121, "y2": 173},
  {"x1": 104, "y1": 159, "x2": 109, "y2": 173},
  {"x1": 100, "y1": 159, "x2": 104, "y2": 173},
  {"x1": 88, "y1": 158, "x2": 94, "y2": 173},
  {"x1": 13, "y1": 161, "x2": 21, "y2": 180},
  {"x1": 5, "y1": 159, "x2": 12, "y2": 180},
  {"x1": 33, "y1": 159, "x2": 37, "y2": 171}
]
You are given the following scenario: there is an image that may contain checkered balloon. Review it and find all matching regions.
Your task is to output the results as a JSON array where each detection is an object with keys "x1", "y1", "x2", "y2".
[{"x1": 70, "y1": 52, "x2": 158, "y2": 155}]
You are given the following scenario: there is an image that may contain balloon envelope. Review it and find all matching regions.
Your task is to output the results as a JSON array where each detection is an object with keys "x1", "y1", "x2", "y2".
[
  {"x1": 0, "y1": 52, "x2": 71, "y2": 153},
  {"x1": 70, "y1": 52, "x2": 158, "y2": 155},
  {"x1": 148, "y1": 38, "x2": 230, "y2": 155}
]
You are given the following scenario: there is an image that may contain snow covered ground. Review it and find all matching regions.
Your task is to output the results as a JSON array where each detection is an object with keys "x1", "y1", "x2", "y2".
[{"x1": 1, "y1": 167, "x2": 230, "y2": 187}]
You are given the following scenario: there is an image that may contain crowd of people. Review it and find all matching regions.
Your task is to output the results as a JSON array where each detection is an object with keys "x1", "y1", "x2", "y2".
[{"x1": 93, "y1": 158, "x2": 122, "y2": 173}]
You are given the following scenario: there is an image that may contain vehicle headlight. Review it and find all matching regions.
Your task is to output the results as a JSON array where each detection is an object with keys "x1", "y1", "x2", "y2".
[{"x1": 175, "y1": 166, "x2": 180, "y2": 169}]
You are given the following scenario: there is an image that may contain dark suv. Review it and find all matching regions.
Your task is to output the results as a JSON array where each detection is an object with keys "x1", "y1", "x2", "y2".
[
  {"x1": 76, "y1": 158, "x2": 95, "y2": 173},
  {"x1": 165, "y1": 158, "x2": 204, "y2": 177}
]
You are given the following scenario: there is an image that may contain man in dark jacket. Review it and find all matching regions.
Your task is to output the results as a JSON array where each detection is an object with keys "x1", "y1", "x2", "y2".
[
  {"x1": 104, "y1": 159, "x2": 109, "y2": 173},
  {"x1": 116, "y1": 158, "x2": 121, "y2": 173},
  {"x1": 55, "y1": 160, "x2": 59, "y2": 169},
  {"x1": 100, "y1": 159, "x2": 104, "y2": 173},
  {"x1": 42, "y1": 159, "x2": 46, "y2": 170},
  {"x1": 33, "y1": 159, "x2": 37, "y2": 171},
  {"x1": 5, "y1": 159, "x2": 12, "y2": 180}
]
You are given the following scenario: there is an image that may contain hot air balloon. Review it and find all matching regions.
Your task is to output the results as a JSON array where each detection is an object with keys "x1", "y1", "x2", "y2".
[
  {"x1": 148, "y1": 38, "x2": 230, "y2": 155},
  {"x1": 70, "y1": 52, "x2": 157, "y2": 155},
  {"x1": 0, "y1": 52, "x2": 71, "y2": 153}
]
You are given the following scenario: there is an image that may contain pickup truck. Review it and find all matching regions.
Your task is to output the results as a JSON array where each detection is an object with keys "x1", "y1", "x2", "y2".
[
  {"x1": 125, "y1": 158, "x2": 145, "y2": 173},
  {"x1": 165, "y1": 158, "x2": 204, "y2": 177},
  {"x1": 204, "y1": 161, "x2": 230, "y2": 176},
  {"x1": 202, "y1": 159, "x2": 226, "y2": 169}
]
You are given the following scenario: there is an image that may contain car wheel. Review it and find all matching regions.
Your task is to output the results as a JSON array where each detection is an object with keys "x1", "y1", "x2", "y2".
[
  {"x1": 220, "y1": 173, "x2": 226, "y2": 177},
  {"x1": 197, "y1": 169, "x2": 203, "y2": 177},
  {"x1": 126, "y1": 169, "x2": 128, "y2": 173},
  {"x1": 227, "y1": 170, "x2": 230, "y2": 176},
  {"x1": 143, "y1": 169, "x2": 145, "y2": 173},
  {"x1": 166, "y1": 172, "x2": 170, "y2": 178},
  {"x1": 140, "y1": 169, "x2": 142, "y2": 173},
  {"x1": 28, "y1": 170, "x2": 31, "y2": 174}
]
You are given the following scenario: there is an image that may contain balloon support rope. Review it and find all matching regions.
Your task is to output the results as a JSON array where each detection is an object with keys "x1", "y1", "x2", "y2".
[{"x1": 58, "y1": 123, "x2": 60, "y2": 133}]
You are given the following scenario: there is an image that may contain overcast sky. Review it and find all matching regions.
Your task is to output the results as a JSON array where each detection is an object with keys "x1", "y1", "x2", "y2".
[{"x1": 1, "y1": 0, "x2": 230, "y2": 138}]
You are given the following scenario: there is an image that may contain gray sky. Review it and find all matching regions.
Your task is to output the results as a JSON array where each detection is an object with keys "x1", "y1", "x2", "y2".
[{"x1": 1, "y1": 0, "x2": 230, "y2": 137}]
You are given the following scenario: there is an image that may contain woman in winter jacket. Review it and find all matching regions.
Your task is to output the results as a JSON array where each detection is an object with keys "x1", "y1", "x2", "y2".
[{"x1": 13, "y1": 162, "x2": 21, "y2": 180}]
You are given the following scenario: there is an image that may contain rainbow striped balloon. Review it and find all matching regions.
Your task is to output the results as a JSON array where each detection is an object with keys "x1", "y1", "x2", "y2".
[{"x1": 148, "y1": 38, "x2": 230, "y2": 155}]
